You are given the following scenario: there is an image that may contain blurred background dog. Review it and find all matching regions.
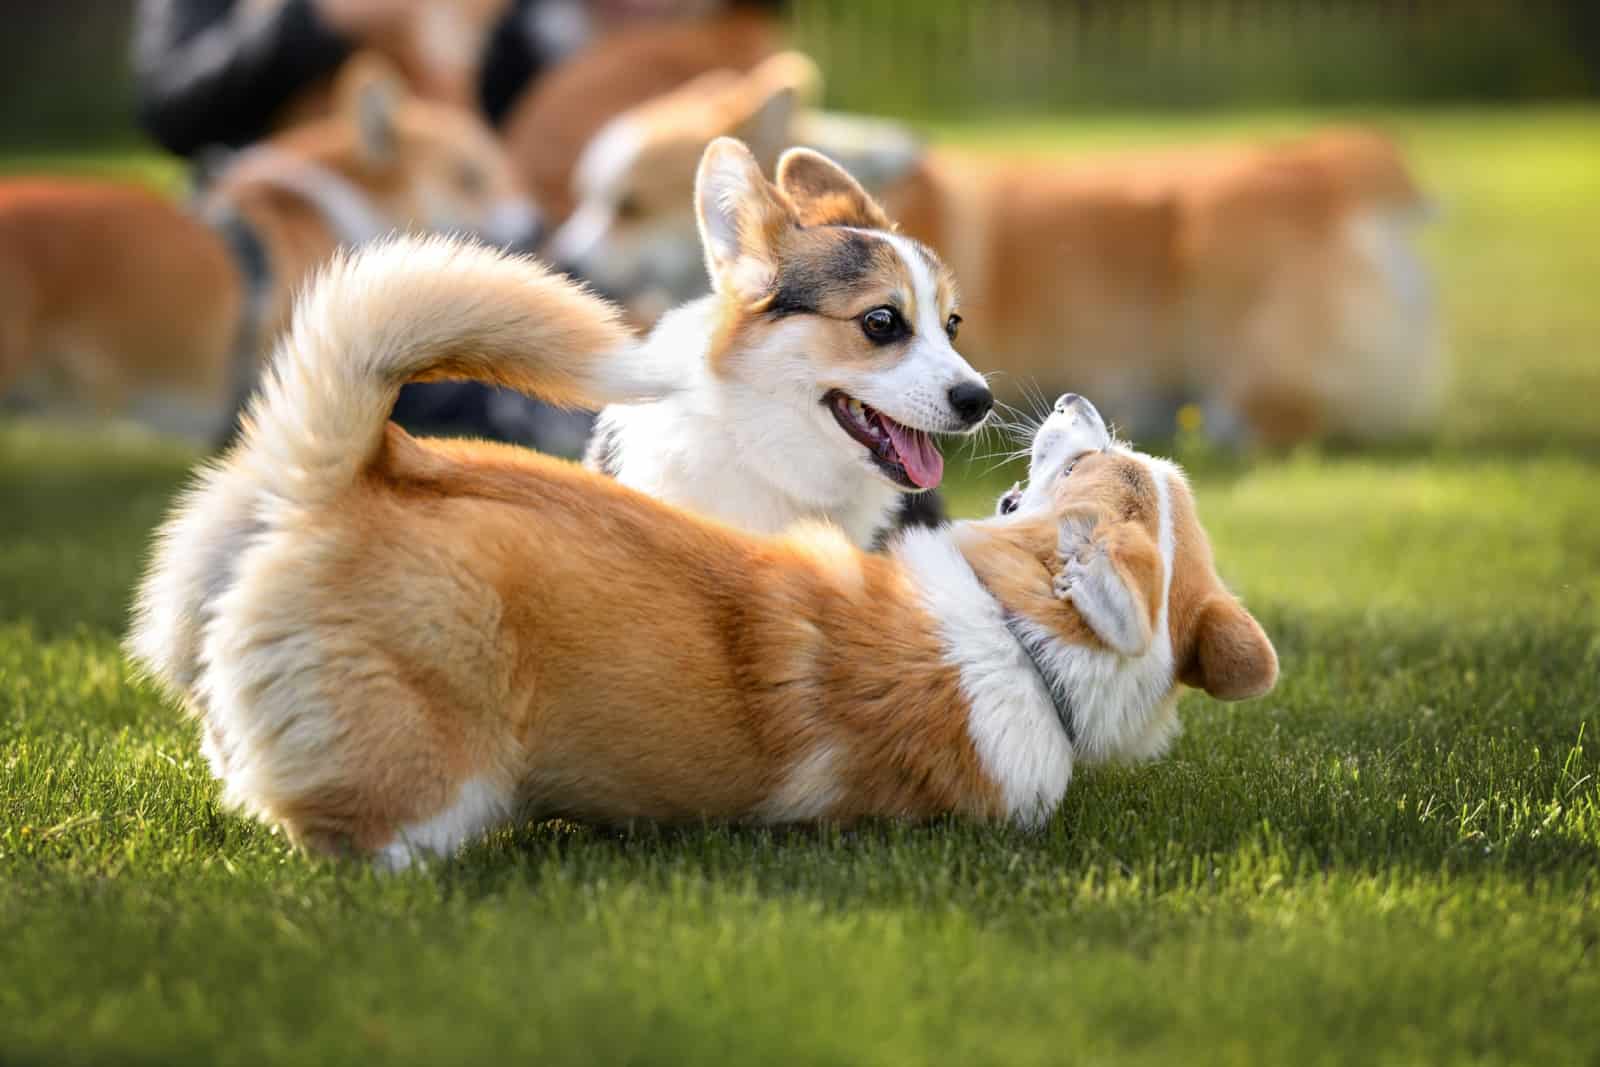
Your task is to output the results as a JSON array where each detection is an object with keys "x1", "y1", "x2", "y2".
[
  {"x1": 0, "y1": 54, "x2": 536, "y2": 442},
  {"x1": 3, "y1": 1, "x2": 1596, "y2": 457}
]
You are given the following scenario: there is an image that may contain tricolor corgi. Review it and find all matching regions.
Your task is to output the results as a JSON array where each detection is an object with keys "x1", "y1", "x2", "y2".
[
  {"x1": 0, "y1": 55, "x2": 539, "y2": 441},
  {"x1": 584, "y1": 136, "x2": 992, "y2": 548},
  {"x1": 127, "y1": 234, "x2": 1277, "y2": 868},
  {"x1": 545, "y1": 54, "x2": 1438, "y2": 446}
]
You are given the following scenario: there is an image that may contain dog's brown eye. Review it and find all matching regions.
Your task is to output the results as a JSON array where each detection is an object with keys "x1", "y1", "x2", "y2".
[
  {"x1": 861, "y1": 306, "x2": 904, "y2": 344},
  {"x1": 945, "y1": 313, "x2": 962, "y2": 341}
]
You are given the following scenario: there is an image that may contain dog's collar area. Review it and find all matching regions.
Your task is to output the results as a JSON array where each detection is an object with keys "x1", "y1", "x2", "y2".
[{"x1": 999, "y1": 610, "x2": 1078, "y2": 747}]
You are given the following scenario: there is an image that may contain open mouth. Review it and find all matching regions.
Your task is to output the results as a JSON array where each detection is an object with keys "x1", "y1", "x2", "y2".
[{"x1": 823, "y1": 389, "x2": 945, "y2": 490}]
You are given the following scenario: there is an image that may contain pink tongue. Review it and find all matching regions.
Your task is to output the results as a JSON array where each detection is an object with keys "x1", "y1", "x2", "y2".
[{"x1": 882, "y1": 417, "x2": 945, "y2": 489}]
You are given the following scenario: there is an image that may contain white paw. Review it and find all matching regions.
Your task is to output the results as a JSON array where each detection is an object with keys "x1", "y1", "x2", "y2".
[{"x1": 1052, "y1": 550, "x2": 1092, "y2": 600}]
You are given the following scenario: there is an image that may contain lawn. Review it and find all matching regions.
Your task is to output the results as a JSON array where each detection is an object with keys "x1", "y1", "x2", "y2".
[{"x1": 3, "y1": 108, "x2": 1599, "y2": 1065}]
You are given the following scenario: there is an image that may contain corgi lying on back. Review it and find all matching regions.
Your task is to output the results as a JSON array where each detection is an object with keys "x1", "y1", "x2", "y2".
[
  {"x1": 128, "y1": 235, "x2": 1277, "y2": 869},
  {"x1": 583, "y1": 136, "x2": 992, "y2": 549}
]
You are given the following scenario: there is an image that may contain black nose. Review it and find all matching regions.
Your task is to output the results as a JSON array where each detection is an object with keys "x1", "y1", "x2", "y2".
[
  {"x1": 948, "y1": 381, "x2": 994, "y2": 426},
  {"x1": 1055, "y1": 393, "x2": 1080, "y2": 413}
]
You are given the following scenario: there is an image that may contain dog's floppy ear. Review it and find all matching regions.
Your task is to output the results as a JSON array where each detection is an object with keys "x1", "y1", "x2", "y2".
[
  {"x1": 337, "y1": 52, "x2": 409, "y2": 167},
  {"x1": 730, "y1": 52, "x2": 821, "y2": 166},
  {"x1": 776, "y1": 147, "x2": 893, "y2": 230},
  {"x1": 1055, "y1": 513, "x2": 1163, "y2": 659},
  {"x1": 1178, "y1": 594, "x2": 1278, "y2": 701},
  {"x1": 695, "y1": 136, "x2": 792, "y2": 301}
]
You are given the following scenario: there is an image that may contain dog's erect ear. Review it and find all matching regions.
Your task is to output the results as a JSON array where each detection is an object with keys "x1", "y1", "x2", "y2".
[
  {"x1": 730, "y1": 52, "x2": 821, "y2": 166},
  {"x1": 695, "y1": 136, "x2": 792, "y2": 301},
  {"x1": 1178, "y1": 594, "x2": 1278, "y2": 701},
  {"x1": 776, "y1": 147, "x2": 893, "y2": 230},
  {"x1": 337, "y1": 53, "x2": 409, "y2": 167}
]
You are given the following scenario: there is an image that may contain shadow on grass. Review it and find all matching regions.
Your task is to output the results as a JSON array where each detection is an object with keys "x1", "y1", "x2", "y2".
[{"x1": 417, "y1": 611, "x2": 1600, "y2": 909}]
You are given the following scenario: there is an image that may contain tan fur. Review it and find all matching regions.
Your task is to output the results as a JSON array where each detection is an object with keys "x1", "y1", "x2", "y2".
[
  {"x1": 778, "y1": 146, "x2": 894, "y2": 230},
  {"x1": 130, "y1": 235, "x2": 1275, "y2": 864},
  {"x1": 1161, "y1": 479, "x2": 1277, "y2": 700},
  {"x1": 502, "y1": 8, "x2": 783, "y2": 224},
  {"x1": 0, "y1": 55, "x2": 534, "y2": 434},
  {"x1": 892, "y1": 131, "x2": 1437, "y2": 444}
]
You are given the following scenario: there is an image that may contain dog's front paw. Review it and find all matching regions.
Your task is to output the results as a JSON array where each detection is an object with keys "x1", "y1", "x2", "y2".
[
  {"x1": 1052, "y1": 566, "x2": 1074, "y2": 600},
  {"x1": 1052, "y1": 550, "x2": 1092, "y2": 600}
]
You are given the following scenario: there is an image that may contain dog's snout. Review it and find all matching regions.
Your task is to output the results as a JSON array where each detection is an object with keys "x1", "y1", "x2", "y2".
[
  {"x1": 948, "y1": 381, "x2": 994, "y2": 426},
  {"x1": 1055, "y1": 393, "x2": 1081, "y2": 413}
]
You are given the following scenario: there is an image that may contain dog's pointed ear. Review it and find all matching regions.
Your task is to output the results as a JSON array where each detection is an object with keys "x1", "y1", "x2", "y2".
[
  {"x1": 730, "y1": 52, "x2": 821, "y2": 166},
  {"x1": 1178, "y1": 594, "x2": 1278, "y2": 701},
  {"x1": 337, "y1": 53, "x2": 409, "y2": 167},
  {"x1": 695, "y1": 136, "x2": 791, "y2": 301},
  {"x1": 776, "y1": 147, "x2": 893, "y2": 230}
]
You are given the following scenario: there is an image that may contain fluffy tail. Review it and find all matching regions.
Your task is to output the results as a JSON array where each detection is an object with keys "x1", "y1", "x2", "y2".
[{"x1": 235, "y1": 234, "x2": 668, "y2": 507}]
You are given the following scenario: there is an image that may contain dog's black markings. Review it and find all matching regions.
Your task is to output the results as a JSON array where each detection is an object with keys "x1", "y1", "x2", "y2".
[
  {"x1": 767, "y1": 230, "x2": 879, "y2": 319},
  {"x1": 209, "y1": 210, "x2": 273, "y2": 450},
  {"x1": 871, "y1": 490, "x2": 949, "y2": 551}
]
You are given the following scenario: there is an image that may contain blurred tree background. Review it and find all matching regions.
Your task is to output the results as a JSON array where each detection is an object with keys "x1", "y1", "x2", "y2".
[
  {"x1": 0, "y1": 0, "x2": 1596, "y2": 149},
  {"x1": 791, "y1": 0, "x2": 1599, "y2": 117}
]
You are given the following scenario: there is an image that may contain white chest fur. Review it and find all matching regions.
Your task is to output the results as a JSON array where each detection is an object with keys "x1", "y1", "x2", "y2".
[
  {"x1": 895, "y1": 528, "x2": 1074, "y2": 826},
  {"x1": 599, "y1": 302, "x2": 902, "y2": 547}
]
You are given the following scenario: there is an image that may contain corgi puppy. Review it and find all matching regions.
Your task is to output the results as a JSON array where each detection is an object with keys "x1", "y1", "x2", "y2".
[
  {"x1": 584, "y1": 136, "x2": 992, "y2": 549},
  {"x1": 127, "y1": 234, "x2": 1277, "y2": 868},
  {"x1": 0, "y1": 55, "x2": 539, "y2": 441},
  {"x1": 545, "y1": 55, "x2": 1438, "y2": 445}
]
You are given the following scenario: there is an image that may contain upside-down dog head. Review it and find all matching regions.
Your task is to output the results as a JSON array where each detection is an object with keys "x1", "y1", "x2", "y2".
[
  {"x1": 966, "y1": 394, "x2": 1277, "y2": 761},
  {"x1": 686, "y1": 136, "x2": 993, "y2": 493}
]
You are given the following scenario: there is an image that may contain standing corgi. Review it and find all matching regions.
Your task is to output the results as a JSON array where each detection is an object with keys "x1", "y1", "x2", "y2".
[
  {"x1": 584, "y1": 136, "x2": 992, "y2": 549},
  {"x1": 0, "y1": 56, "x2": 539, "y2": 441},
  {"x1": 128, "y1": 234, "x2": 1277, "y2": 867},
  {"x1": 546, "y1": 54, "x2": 1438, "y2": 445}
]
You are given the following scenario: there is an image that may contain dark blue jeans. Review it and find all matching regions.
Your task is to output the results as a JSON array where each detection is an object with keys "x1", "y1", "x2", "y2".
[{"x1": 390, "y1": 382, "x2": 596, "y2": 459}]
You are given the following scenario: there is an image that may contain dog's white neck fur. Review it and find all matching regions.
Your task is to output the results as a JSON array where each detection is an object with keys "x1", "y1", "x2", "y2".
[
  {"x1": 895, "y1": 526, "x2": 1073, "y2": 825},
  {"x1": 600, "y1": 312, "x2": 901, "y2": 547},
  {"x1": 893, "y1": 451, "x2": 1182, "y2": 825},
  {"x1": 201, "y1": 146, "x2": 395, "y2": 248}
]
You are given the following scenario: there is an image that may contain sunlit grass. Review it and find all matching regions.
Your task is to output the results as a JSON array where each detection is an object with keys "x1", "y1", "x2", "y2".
[{"x1": 3, "y1": 108, "x2": 1598, "y2": 1064}]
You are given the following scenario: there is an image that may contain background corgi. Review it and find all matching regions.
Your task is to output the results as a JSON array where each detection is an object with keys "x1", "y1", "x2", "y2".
[
  {"x1": 501, "y1": 5, "x2": 783, "y2": 226},
  {"x1": 0, "y1": 55, "x2": 540, "y2": 441},
  {"x1": 586, "y1": 137, "x2": 991, "y2": 549},
  {"x1": 128, "y1": 234, "x2": 1277, "y2": 868},
  {"x1": 544, "y1": 53, "x2": 1439, "y2": 446}
]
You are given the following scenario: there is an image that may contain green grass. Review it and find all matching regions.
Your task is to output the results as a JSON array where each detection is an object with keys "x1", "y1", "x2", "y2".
[{"x1": 4, "y1": 108, "x2": 1599, "y2": 1064}]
